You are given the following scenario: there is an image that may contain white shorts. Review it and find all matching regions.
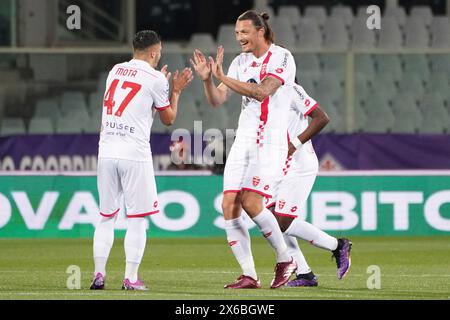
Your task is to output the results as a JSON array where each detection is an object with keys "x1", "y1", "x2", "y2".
[
  {"x1": 223, "y1": 138, "x2": 287, "y2": 199},
  {"x1": 97, "y1": 158, "x2": 159, "y2": 218},
  {"x1": 268, "y1": 172, "x2": 317, "y2": 219}
]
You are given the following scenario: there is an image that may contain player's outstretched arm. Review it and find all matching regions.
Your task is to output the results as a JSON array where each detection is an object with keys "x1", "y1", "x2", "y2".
[
  {"x1": 159, "y1": 67, "x2": 193, "y2": 126},
  {"x1": 288, "y1": 106, "x2": 330, "y2": 156},
  {"x1": 210, "y1": 46, "x2": 282, "y2": 102},
  {"x1": 190, "y1": 49, "x2": 228, "y2": 107}
]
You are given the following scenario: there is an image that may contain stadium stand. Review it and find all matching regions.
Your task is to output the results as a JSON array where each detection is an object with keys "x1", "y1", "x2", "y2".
[{"x1": 1, "y1": 3, "x2": 449, "y2": 137}]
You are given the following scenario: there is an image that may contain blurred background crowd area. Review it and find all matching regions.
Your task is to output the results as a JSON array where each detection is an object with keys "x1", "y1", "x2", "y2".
[{"x1": 0, "y1": 0, "x2": 449, "y2": 172}]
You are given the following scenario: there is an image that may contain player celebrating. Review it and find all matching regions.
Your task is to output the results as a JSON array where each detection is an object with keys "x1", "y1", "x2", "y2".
[
  {"x1": 191, "y1": 11, "x2": 297, "y2": 289},
  {"x1": 268, "y1": 82, "x2": 352, "y2": 287},
  {"x1": 90, "y1": 30, "x2": 193, "y2": 291}
]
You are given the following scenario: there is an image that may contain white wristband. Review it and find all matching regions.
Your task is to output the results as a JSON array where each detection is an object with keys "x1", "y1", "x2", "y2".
[{"x1": 291, "y1": 137, "x2": 303, "y2": 149}]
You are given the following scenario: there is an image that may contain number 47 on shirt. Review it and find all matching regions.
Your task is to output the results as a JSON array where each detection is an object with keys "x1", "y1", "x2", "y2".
[{"x1": 103, "y1": 79, "x2": 141, "y2": 117}]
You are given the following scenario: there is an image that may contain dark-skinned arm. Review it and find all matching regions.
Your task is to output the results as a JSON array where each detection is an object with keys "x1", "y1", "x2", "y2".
[{"x1": 288, "y1": 105, "x2": 330, "y2": 156}]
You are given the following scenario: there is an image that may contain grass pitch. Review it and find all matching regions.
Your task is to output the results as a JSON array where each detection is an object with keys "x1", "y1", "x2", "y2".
[{"x1": 0, "y1": 237, "x2": 449, "y2": 300}]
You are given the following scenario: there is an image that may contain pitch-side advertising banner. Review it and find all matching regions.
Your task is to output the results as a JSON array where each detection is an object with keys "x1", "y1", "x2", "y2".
[{"x1": 0, "y1": 174, "x2": 449, "y2": 238}]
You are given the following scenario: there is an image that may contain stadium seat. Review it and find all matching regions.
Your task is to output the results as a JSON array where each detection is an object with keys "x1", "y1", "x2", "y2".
[
  {"x1": 217, "y1": 24, "x2": 240, "y2": 52},
  {"x1": 429, "y1": 54, "x2": 450, "y2": 73},
  {"x1": 201, "y1": 104, "x2": 229, "y2": 131},
  {"x1": 330, "y1": 5, "x2": 354, "y2": 27},
  {"x1": 297, "y1": 71, "x2": 320, "y2": 91},
  {"x1": 374, "y1": 54, "x2": 403, "y2": 82},
  {"x1": 172, "y1": 101, "x2": 202, "y2": 132},
  {"x1": 159, "y1": 53, "x2": 187, "y2": 73},
  {"x1": 88, "y1": 91, "x2": 103, "y2": 117},
  {"x1": 351, "y1": 17, "x2": 377, "y2": 49},
  {"x1": 354, "y1": 100, "x2": 368, "y2": 133},
  {"x1": 361, "y1": 94, "x2": 395, "y2": 133},
  {"x1": 303, "y1": 6, "x2": 327, "y2": 28},
  {"x1": 418, "y1": 94, "x2": 450, "y2": 133},
  {"x1": 296, "y1": 18, "x2": 322, "y2": 50},
  {"x1": 384, "y1": 6, "x2": 407, "y2": 26},
  {"x1": 430, "y1": 16, "x2": 450, "y2": 48},
  {"x1": 355, "y1": 73, "x2": 371, "y2": 103},
  {"x1": 28, "y1": 117, "x2": 54, "y2": 135},
  {"x1": 55, "y1": 116, "x2": 84, "y2": 134},
  {"x1": 187, "y1": 33, "x2": 216, "y2": 52},
  {"x1": 34, "y1": 98, "x2": 61, "y2": 125},
  {"x1": 426, "y1": 72, "x2": 450, "y2": 97},
  {"x1": 315, "y1": 73, "x2": 343, "y2": 103},
  {"x1": 321, "y1": 54, "x2": 346, "y2": 82},
  {"x1": 430, "y1": 17, "x2": 450, "y2": 48},
  {"x1": 223, "y1": 93, "x2": 242, "y2": 130},
  {"x1": 278, "y1": 5, "x2": 301, "y2": 29},
  {"x1": 322, "y1": 17, "x2": 349, "y2": 50},
  {"x1": 297, "y1": 77, "x2": 316, "y2": 97},
  {"x1": 294, "y1": 53, "x2": 320, "y2": 74},
  {"x1": 252, "y1": 6, "x2": 275, "y2": 20},
  {"x1": 402, "y1": 55, "x2": 430, "y2": 82},
  {"x1": 317, "y1": 96, "x2": 343, "y2": 133},
  {"x1": 377, "y1": 17, "x2": 403, "y2": 49},
  {"x1": 404, "y1": 17, "x2": 430, "y2": 48},
  {"x1": 398, "y1": 73, "x2": 425, "y2": 100},
  {"x1": 410, "y1": 6, "x2": 433, "y2": 27},
  {"x1": 60, "y1": 91, "x2": 88, "y2": 118},
  {"x1": 0, "y1": 118, "x2": 26, "y2": 136},
  {"x1": 370, "y1": 73, "x2": 398, "y2": 101},
  {"x1": 355, "y1": 55, "x2": 376, "y2": 77},
  {"x1": 272, "y1": 16, "x2": 297, "y2": 48},
  {"x1": 390, "y1": 93, "x2": 422, "y2": 133}
]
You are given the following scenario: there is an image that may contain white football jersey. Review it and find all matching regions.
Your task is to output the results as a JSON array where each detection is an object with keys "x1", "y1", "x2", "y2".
[
  {"x1": 227, "y1": 44, "x2": 296, "y2": 146},
  {"x1": 98, "y1": 59, "x2": 170, "y2": 161},
  {"x1": 288, "y1": 83, "x2": 319, "y2": 175}
]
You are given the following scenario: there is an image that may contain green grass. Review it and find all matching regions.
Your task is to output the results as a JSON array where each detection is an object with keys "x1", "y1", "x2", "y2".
[{"x1": 0, "y1": 237, "x2": 449, "y2": 300}]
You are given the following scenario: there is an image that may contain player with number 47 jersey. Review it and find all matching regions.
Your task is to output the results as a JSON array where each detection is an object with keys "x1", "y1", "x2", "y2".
[{"x1": 91, "y1": 30, "x2": 193, "y2": 292}]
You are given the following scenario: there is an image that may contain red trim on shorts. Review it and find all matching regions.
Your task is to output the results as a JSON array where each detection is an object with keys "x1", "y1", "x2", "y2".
[
  {"x1": 266, "y1": 202, "x2": 276, "y2": 209},
  {"x1": 223, "y1": 190, "x2": 241, "y2": 194},
  {"x1": 273, "y1": 211, "x2": 297, "y2": 219},
  {"x1": 304, "y1": 103, "x2": 319, "y2": 116},
  {"x1": 127, "y1": 210, "x2": 159, "y2": 218},
  {"x1": 266, "y1": 73, "x2": 285, "y2": 85},
  {"x1": 156, "y1": 104, "x2": 171, "y2": 111},
  {"x1": 100, "y1": 208, "x2": 120, "y2": 218},
  {"x1": 241, "y1": 188, "x2": 272, "y2": 198}
]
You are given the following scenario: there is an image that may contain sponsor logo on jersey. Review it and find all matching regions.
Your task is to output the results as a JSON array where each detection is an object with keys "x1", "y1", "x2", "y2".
[
  {"x1": 252, "y1": 176, "x2": 261, "y2": 187},
  {"x1": 278, "y1": 200, "x2": 286, "y2": 210},
  {"x1": 229, "y1": 241, "x2": 238, "y2": 247},
  {"x1": 282, "y1": 53, "x2": 289, "y2": 68},
  {"x1": 291, "y1": 206, "x2": 298, "y2": 213},
  {"x1": 276, "y1": 68, "x2": 284, "y2": 74},
  {"x1": 263, "y1": 231, "x2": 272, "y2": 238},
  {"x1": 153, "y1": 201, "x2": 158, "y2": 208},
  {"x1": 264, "y1": 185, "x2": 270, "y2": 191}
]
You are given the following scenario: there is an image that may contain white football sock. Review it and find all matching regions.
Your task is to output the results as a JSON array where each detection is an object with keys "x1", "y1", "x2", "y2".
[
  {"x1": 285, "y1": 219, "x2": 338, "y2": 251},
  {"x1": 124, "y1": 218, "x2": 147, "y2": 282},
  {"x1": 93, "y1": 215, "x2": 117, "y2": 276},
  {"x1": 252, "y1": 208, "x2": 290, "y2": 263},
  {"x1": 283, "y1": 234, "x2": 311, "y2": 275},
  {"x1": 225, "y1": 217, "x2": 257, "y2": 280}
]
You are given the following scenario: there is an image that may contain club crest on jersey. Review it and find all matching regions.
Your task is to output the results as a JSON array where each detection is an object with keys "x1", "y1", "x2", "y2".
[
  {"x1": 261, "y1": 64, "x2": 267, "y2": 76},
  {"x1": 252, "y1": 176, "x2": 261, "y2": 187},
  {"x1": 250, "y1": 61, "x2": 261, "y2": 68},
  {"x1": 278, "y1": 200, "x2": 286, "y2": 210},
  {"x1": 291, "y1": 206, "x2": 298, "y2": 213}
]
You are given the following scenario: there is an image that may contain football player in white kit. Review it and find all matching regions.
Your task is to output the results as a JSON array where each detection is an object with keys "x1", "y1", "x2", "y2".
[
  {"x1": 191, "y1": 10, "x2": 297, "y2": 289},
  {"x1": 268, "y1": 82, "x2": 352, "y2": 287},
  {"x1": 90, "y1": 30, "x2": 193, "y2": 291}
]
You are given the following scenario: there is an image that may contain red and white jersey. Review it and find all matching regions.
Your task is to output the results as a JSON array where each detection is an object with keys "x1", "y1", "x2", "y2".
[
  {"x1": 227, "y1": 44, "x2": 296, "y2": 146},
  {"x1": 98, "y1": 59, "x2": 170, "y2": 161},
  {"x1": 287, "y1": 83, "x2": 319, "y2": 175}
]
